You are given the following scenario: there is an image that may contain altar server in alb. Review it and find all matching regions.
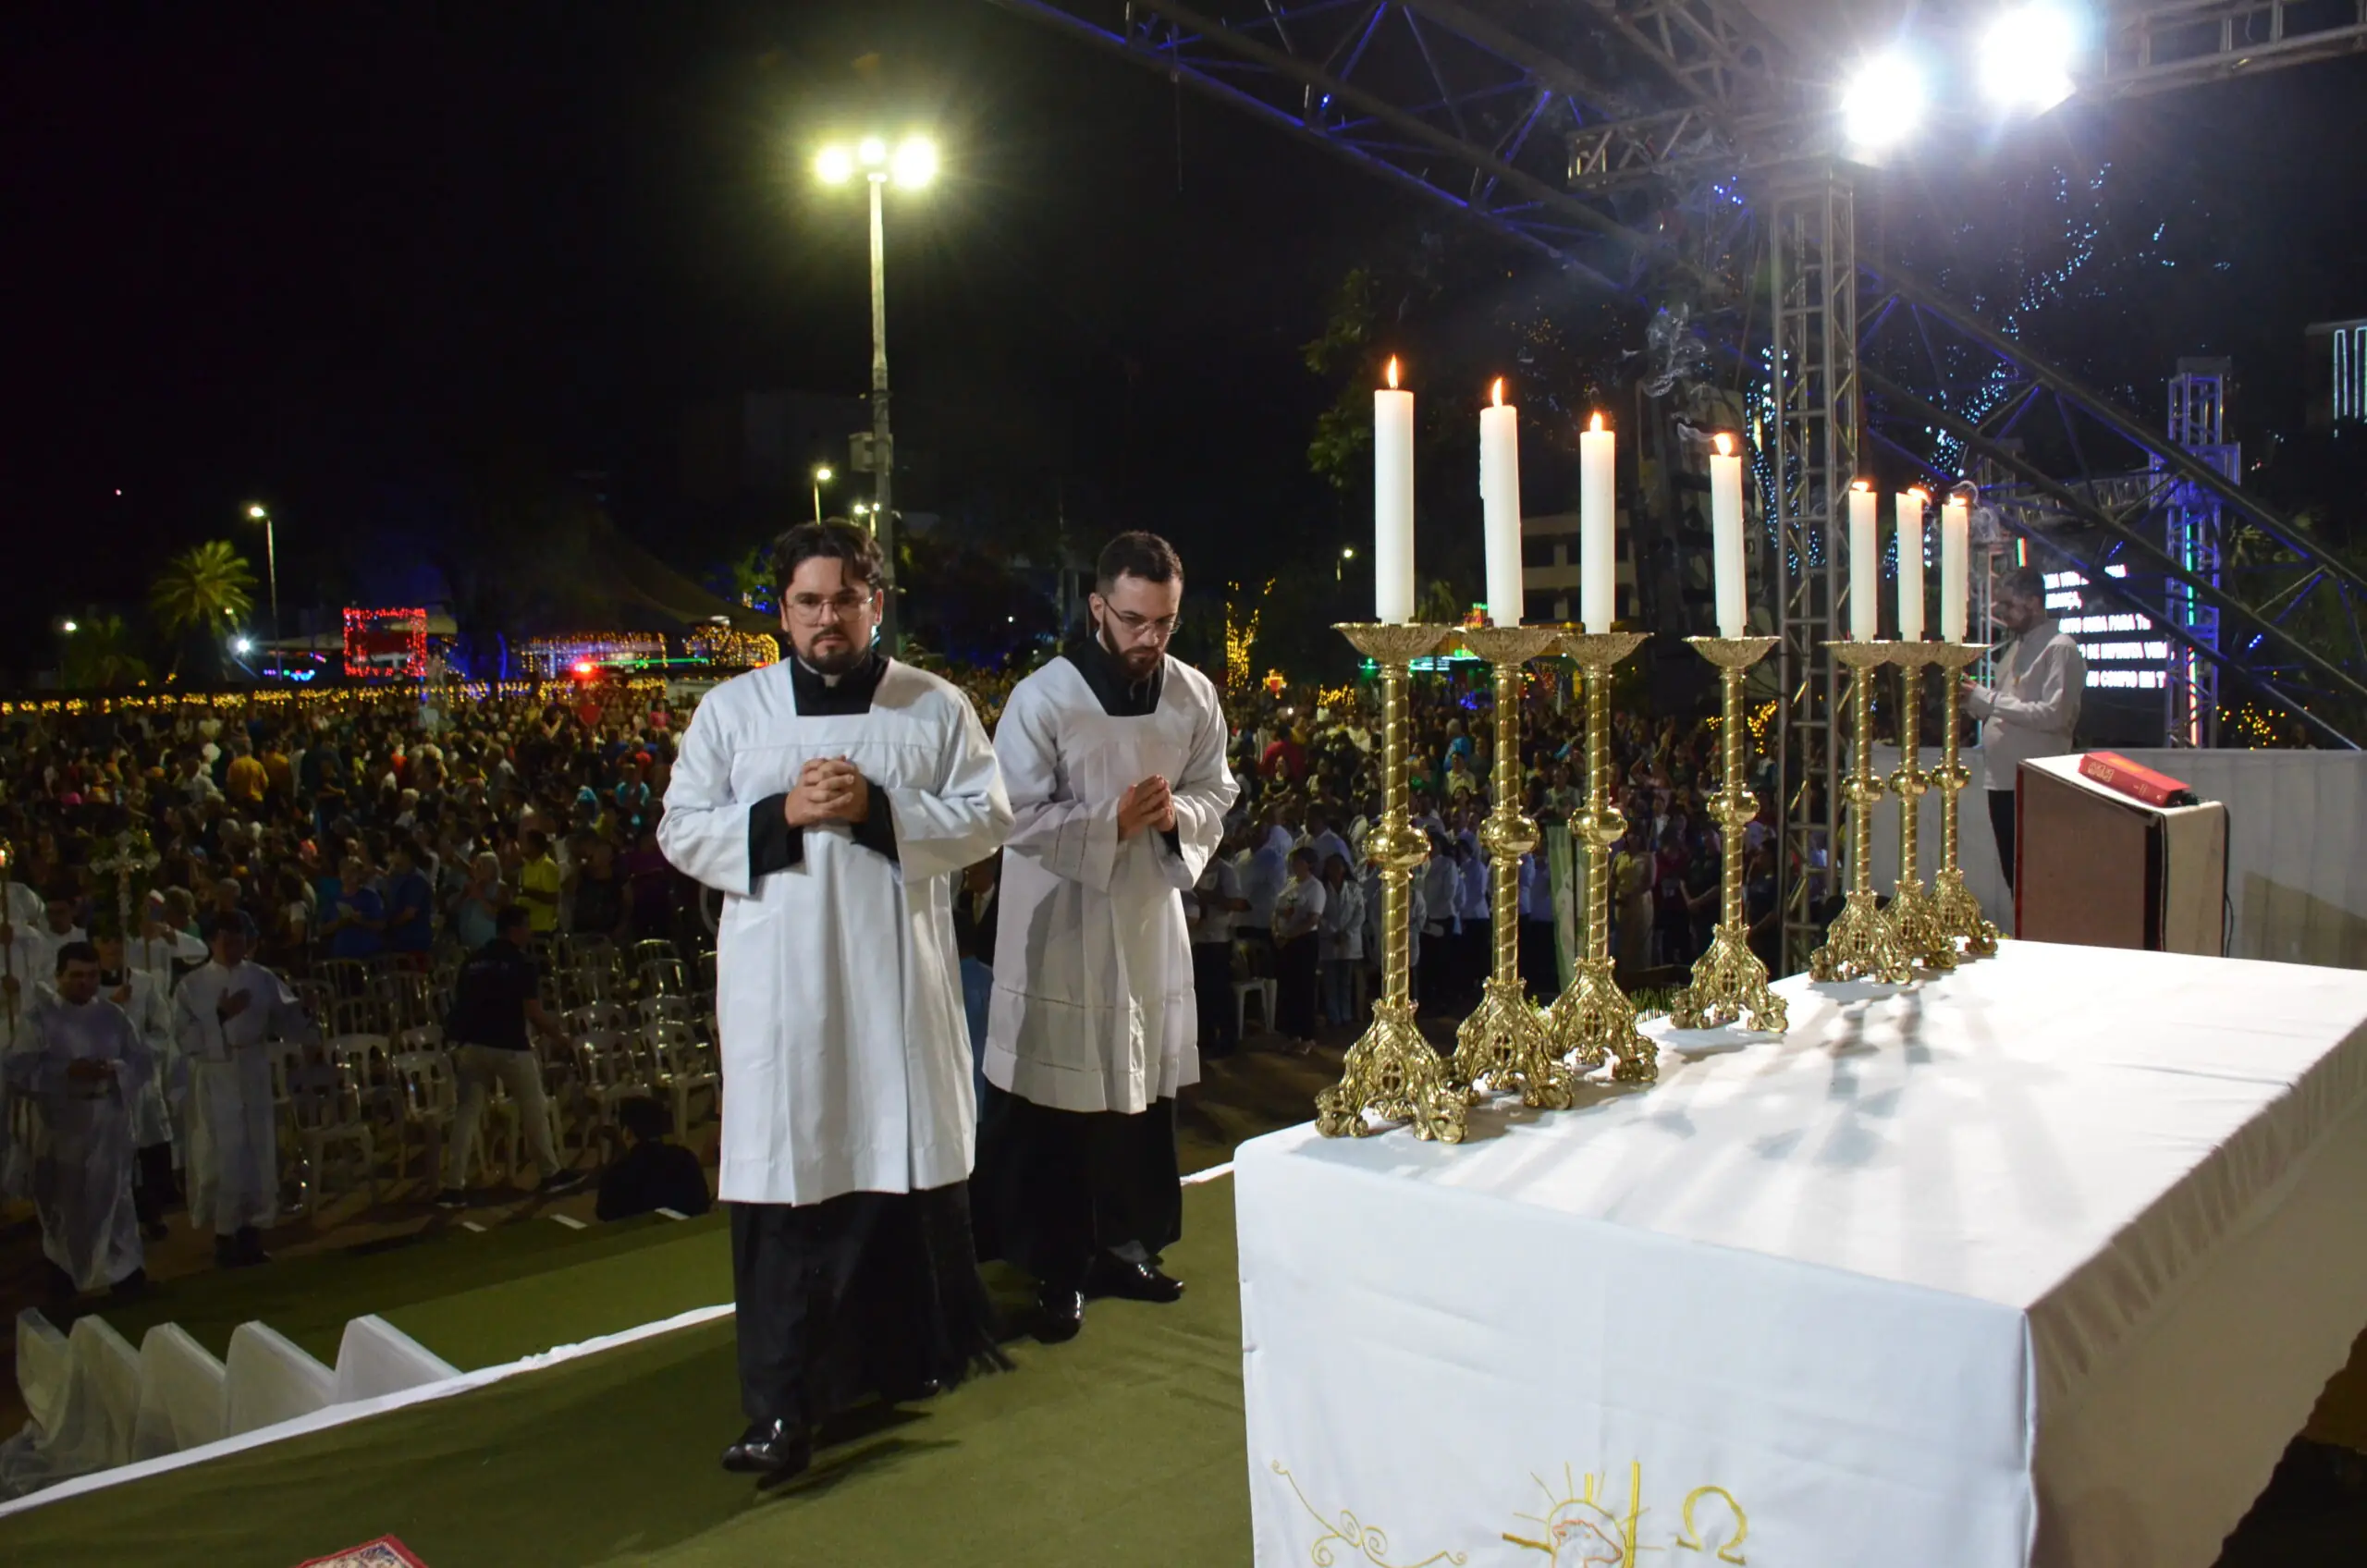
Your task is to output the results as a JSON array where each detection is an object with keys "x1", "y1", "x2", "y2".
[
  {"x1": 978, "y1": 532, "x2": 1238, "y2": 1342},
  {"x1": 659, "y1": 521, "x2": 1014, "y2": 1482},
  {"x1": 9, "y1": 942, "x2": 153, "y2": 1297},
  {"x1": 174, "y1": 912, "x2": 310, "y2": 1268}
]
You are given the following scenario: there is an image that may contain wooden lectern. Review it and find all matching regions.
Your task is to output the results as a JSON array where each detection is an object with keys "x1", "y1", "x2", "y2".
[{"x1": 2015, "y1": 754, "x2": 2229, "y2": 955}]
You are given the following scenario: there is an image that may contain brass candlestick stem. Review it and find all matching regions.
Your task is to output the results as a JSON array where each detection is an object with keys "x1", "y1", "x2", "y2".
[
  {"x1": 1885, "y1": 646, "x2": 1955, "y2": 970},
  {"x1": 1316, "y1": 624, "x2": 1467, "y2": 1143},
  {"x1": 1808, "y1": 641, "x2": 1915, "y2": 985},
  {"x1": 1670, "y1": 637, "x2": 1787, "y2": 1033},
  {"x1": 1450, "y1": 626, "x2": 1574, "y2": 1109},
  {"x1": 1543, "y1": 631, "x2": 1658, "y2": 1084},
  {"x1": 1926, "y1": 642, "x2": 2001, "y2": 958}
]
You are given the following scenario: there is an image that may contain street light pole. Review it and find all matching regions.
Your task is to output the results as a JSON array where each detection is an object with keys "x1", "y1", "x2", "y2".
[
  {"x1": 818, "y1": 132, "x2": 933, "y2": 655},
  {"x1": 811, "y1": 465, "x2": 834, "y2": 525},
  {"x1": 865, "y1": 168, "x2": 899, "y2": 652},
  {"x1": 248, "y1": 504, "x2": 279, "y2": 637}
]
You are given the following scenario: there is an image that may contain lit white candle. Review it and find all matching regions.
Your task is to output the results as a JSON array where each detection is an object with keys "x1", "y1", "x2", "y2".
[
  {"x1": 1374, "y1": 357, "x2": 1415, "y2": 623},
  {"x1": 1848, "y1": 481, "x2": 1882, "y2": 642},
  {"x1": 1579, "y1": 411, "x2": 1615, "y2": 632},
  {"x1": 1478, "y1": 379, "x2": 1523, "y2": 626},
  {"x1": 1940, "y1": 493, "x2": 1970, "y2": 643},
  {"x1": 1895, "y1": 488, "x2": 1928, "y2": 643},
  {"x1": 1709, "y1": 433, "x2": 1746, "y2": 639}
]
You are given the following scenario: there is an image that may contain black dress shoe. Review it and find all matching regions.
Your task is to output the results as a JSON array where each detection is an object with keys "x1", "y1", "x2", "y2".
[
  {"x1": 1034, "y1": 1285, "x2": 1085, "y2": 1343},
  {"x1": 720, "y1": 1418, "x2": 812, "y2": 1477},
  {"x1": 1083, "y1": 1255, "x2": 1185, "y2": 1305}
]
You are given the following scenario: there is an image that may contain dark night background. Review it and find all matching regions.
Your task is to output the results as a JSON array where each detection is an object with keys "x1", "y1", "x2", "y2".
[{"x1": 5, "y1": 0, "x2": 2363, "y2": 678}]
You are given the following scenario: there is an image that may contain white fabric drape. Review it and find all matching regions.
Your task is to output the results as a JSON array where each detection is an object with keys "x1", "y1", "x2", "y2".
[{"x1": 1237, "y1": 942, "x2": 2367, "y2": 1568}]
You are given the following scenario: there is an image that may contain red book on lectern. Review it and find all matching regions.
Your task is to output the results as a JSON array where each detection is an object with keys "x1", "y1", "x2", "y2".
[{"x1": 2077, "y1": 751, "x2": 2197, "y2": 808}]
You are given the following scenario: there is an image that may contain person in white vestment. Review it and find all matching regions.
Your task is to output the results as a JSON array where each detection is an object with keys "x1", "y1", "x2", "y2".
[
  {"x1": 1963, "y1": 560, "x2": 2085, "y2": 889},
  {"x1": 7, "y1": 942, "x2": 152, "y2": 1298},
  {"x1": 173, "y1": 912, "x2": 311, "y2": 1268},
  {"x1": 976, "y1": 532, "x2": 1239, "y2": 1343},
  {"x1": 659, "y1": 521, "x2": 1013, "y2": 1481},
  {"x1": 95, "y1": 930, "x2": 179, "y2": 1242}
]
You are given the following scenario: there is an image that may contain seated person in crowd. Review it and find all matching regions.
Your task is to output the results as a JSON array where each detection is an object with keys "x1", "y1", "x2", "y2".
[{"x1": 597, "y1": 1095, "x2": 712, "y2": 1220}]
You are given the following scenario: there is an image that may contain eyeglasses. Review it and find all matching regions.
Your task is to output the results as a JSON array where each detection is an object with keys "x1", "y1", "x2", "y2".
[
  {"x1": 786, "y1": 590, "x2": 876, "y2": 622},
  {"x1": 1105, "y1": 607, "x2": 1181, "y2": 642}
]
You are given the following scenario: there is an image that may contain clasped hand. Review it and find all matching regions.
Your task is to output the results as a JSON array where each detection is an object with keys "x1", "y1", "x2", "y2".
[
  {"x1": 784, "y1": 757, "x2": 871, "y2": 828},
  {"x1": 1117, "y1": 775, "x2": 1176, "y2": 840}
]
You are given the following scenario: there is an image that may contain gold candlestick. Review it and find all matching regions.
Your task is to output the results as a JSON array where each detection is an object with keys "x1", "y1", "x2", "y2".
[
  {"x1": 1885, "y1": 644, "x2": 1955, "y2": 970},
  {"x1": 1670, "y1": 636, "x2": 1787, "y2": 1033},
  {"x1": 1543, "y1": 630, "x2": 1657, "y2": 1084},
  {"x1": 1926, "y1": 641, "x2": 2001, "y2": 958},
  {"x1": 1316, "y1": 624, "x2": 1467, "y2": 1143},
  {"x1": 1808, "y1": 641, "x2": 1915, "y2": 985},
  {"x1": 1450, "y1": 626, "x2": 1574, "y2": 1109}
]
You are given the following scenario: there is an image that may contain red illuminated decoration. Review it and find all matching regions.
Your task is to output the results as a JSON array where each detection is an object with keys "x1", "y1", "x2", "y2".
[
  {"x1": 572, "y1": 660, "x2": 596, "y2": 678},
  {"x1": 342, "y1": 607, "x2": 428, "y2": 680}
]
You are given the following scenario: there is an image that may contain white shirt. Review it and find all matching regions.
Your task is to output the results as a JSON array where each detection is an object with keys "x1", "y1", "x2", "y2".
[
  {"x1": 1186, "y1": 856, "x2": 1244, "y2": 947},
  {"x1": 1273, "y1": 875, "x2": 1328, "y2": 943},
  {"x1": 1966, "y1": 619, "x2": 2086, "y2": 783}
]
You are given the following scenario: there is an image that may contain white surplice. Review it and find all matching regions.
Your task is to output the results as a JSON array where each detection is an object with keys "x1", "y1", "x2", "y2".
[
  {"x1": 173, "y1": 959, "x2": 310, "y2": 1234},
  {"x1": 984, "y1": 653, "x2": 1237, "y2": 1115},
  {"x1": 107, "y1": 968, "x2": 178, "y2": 1155},
  {"x1": 7, "y1": 992, "x2": 153, "y2": 1291},
  {"x1": 658, "y1": 657, "x2": 1012, "y2": 1207}
]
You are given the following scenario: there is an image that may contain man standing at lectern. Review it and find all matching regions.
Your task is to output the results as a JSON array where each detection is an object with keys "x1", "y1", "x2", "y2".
[{"x1": 1964, "y1": 564, "x2": 2085, "y2": 888}]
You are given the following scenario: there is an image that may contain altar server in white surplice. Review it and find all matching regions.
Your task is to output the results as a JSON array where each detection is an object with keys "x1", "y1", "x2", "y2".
[
  {"x1": 97, "y1": 929, "x2": 180, "y2": 1242},
  {"x1": 659, "y1": 521, "x2": 1013, "y2": 1484},
  {"x1": 173, "y1": 912, "x2": 311, "y2": 1268},
  {"x1": 8, "y1": 942, "x2": 153, "y2": 1295},
  {"x1": 978, "y1": 532, "x2": 1238, "y2": 1345}
]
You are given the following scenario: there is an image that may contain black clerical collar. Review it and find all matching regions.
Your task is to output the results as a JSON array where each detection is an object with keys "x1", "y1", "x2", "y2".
[
  {"x1": 1067, "y1": 624, "x2": 1164, "y2": 717},
  {"x1": 789, "y1": 648, "x2": 888, "y2": 716}
]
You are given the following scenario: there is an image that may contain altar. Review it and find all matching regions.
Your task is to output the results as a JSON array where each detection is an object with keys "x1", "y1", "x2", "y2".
[{"x1": 1236, "y1": 941, "x2": 2367, "y2": 1567}]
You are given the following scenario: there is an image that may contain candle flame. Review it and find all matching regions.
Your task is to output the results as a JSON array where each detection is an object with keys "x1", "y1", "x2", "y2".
[
  {"x1": 1490, "y1": 377, "x2": 1503, "y2": 408},
  {"x1": 1906, "y1": 485, "x2": 1929, "y2": 501},
  {"x1": 1386, "y1": 357, "x2": 1399, "y2": 390},
  {"x1": 1588, "y1": 411, "x2": 1604, "y2": 434},
  {"x1": 1713, "y1": 432, "x2": 1733, "y2": 458},
  {"x1": 1851, "y1": 479, "x2": 1872, "y2": 492}
]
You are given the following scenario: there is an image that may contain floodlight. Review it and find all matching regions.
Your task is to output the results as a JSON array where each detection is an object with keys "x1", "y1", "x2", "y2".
[
  {"x1": 1839, "y1": 50, "x2": 1926, "y2": 153},
  {"x1": 814, "y1": 464, "x2": 834, "y2": 484},
  {"x1": 61, "y1": 619, "x2": 78, "y2": 633},
  {"x1": 890, "y1": 136, "x2": 938, "y2": 190},
  {"x1": 234, "y1": 636, "x2": 254, "y2": 655},
  {"x1": 857, "y1": 136, "x2": 888, "y2": 169},
  {"x1": 247, "y1": 503, "x2": 267, "y2": 520},
  {"x1": 1980, "y1": 6, "x2": 2078, "y2": 114},
  {"x1": 816, "y1": 146, "x2": 854, "y2": 184}
]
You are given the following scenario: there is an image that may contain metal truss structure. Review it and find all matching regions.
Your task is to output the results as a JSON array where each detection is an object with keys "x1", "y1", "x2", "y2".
[{"x1": 990, "y1": 0, "x2": 2367, "y2": 969}]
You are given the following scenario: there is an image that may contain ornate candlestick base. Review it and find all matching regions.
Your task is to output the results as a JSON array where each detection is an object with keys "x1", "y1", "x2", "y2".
[
  {"x1": 1316, "y1": 1000, "x2": 1468, "y2": 1142},
  {"x1": 1808, "y1": 641, "x2": 1914, "y2": 986},
  {"x1": 1315, "y1": 624, "x2": 1466, "y2": 1143},
  {"x1": 1671, "y1": 635, "x2": 1787, "y2": 1033},
  {"x1": 1927, "y1": 641, "x2": 2002, "y2": 959},
  {"x1": 1547, "y1": 630, "x2": 1657, "y2": 1086},
  {"x1": 1450, "y1": 625, "x2": 1574, "y2": 1110},
  {"x1": 1885, "y1": 645, "x2": 1956, "y2": 973}
]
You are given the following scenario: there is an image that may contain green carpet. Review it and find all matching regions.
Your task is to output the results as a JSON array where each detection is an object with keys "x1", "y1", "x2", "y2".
[{"x1": 0, "y1": 1180, "x2": 1249, "y2": 1568}]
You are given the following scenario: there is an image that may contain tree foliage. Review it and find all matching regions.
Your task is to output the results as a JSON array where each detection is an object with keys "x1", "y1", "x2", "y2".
[{"x1": 60, "y1": 614, "x2": 152, "y2": 690}]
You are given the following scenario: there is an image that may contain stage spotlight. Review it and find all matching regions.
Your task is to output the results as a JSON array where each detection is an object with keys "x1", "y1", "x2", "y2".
[
  {"x1": 1840, "y1": 51, "x2": 1926, "y2": 153},
  {"x1": 1980, "y1": 6, "x2": 2079, "y2": 114}
]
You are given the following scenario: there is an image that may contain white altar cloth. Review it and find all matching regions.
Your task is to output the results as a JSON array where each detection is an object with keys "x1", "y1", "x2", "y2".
[{"x1": 1237, "y1": 941, "x2": 2367, "y2": 1568}]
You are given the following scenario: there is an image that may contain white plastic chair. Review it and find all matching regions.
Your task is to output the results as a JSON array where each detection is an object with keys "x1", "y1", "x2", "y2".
[
  {"x1": 1233, "y1": 978, "x2": 1279, "y2": 1037},
  {"x1": 390, "y1": 1049, "x2": 458, "y2": 1188}
]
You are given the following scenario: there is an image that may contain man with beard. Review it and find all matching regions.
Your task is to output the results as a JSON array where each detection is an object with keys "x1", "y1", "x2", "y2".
[
  {"x1": 977, "y1": 532, "x2": 1238, "y2": 1342},
  {"x1": 659, "y1": 521, "x2": 1013, "y2": 1481}
]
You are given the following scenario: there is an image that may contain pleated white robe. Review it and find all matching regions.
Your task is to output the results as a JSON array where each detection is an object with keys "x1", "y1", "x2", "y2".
[
  {"x1": 8, "y1": 994, "x2": 153, "y2": 1290},
  {"x1": 984, "y1": 654, "x2": 1236, "y2": 1115},
  {"x1": 173, "y1": 960, "x2": 310, "y2": 1235},
  {"x1": 658, "y1": 658, "x2": 1012, "y2": 1207}
]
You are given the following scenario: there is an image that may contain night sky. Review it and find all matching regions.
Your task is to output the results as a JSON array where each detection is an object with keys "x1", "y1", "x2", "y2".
[{"x1": 6, "y1": 1, "x2": 2363, "y2": 673}]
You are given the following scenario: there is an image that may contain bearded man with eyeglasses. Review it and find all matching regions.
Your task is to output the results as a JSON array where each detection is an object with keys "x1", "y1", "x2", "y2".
[
  {"x1": 658, "y1": 521, "x2": 1014, "y2": 1481},
  {"x1": 975, "y1": 531, "x2": 1239, "y2": 1344}
]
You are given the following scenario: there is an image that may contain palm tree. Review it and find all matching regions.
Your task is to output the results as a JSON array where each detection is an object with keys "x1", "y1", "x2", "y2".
[
  {"x1": 150, "y1": 540, "x2": 258, "y2": 678},
  {"x1": 60, "y1": 615, "x2": 153, "y2": 690}
]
